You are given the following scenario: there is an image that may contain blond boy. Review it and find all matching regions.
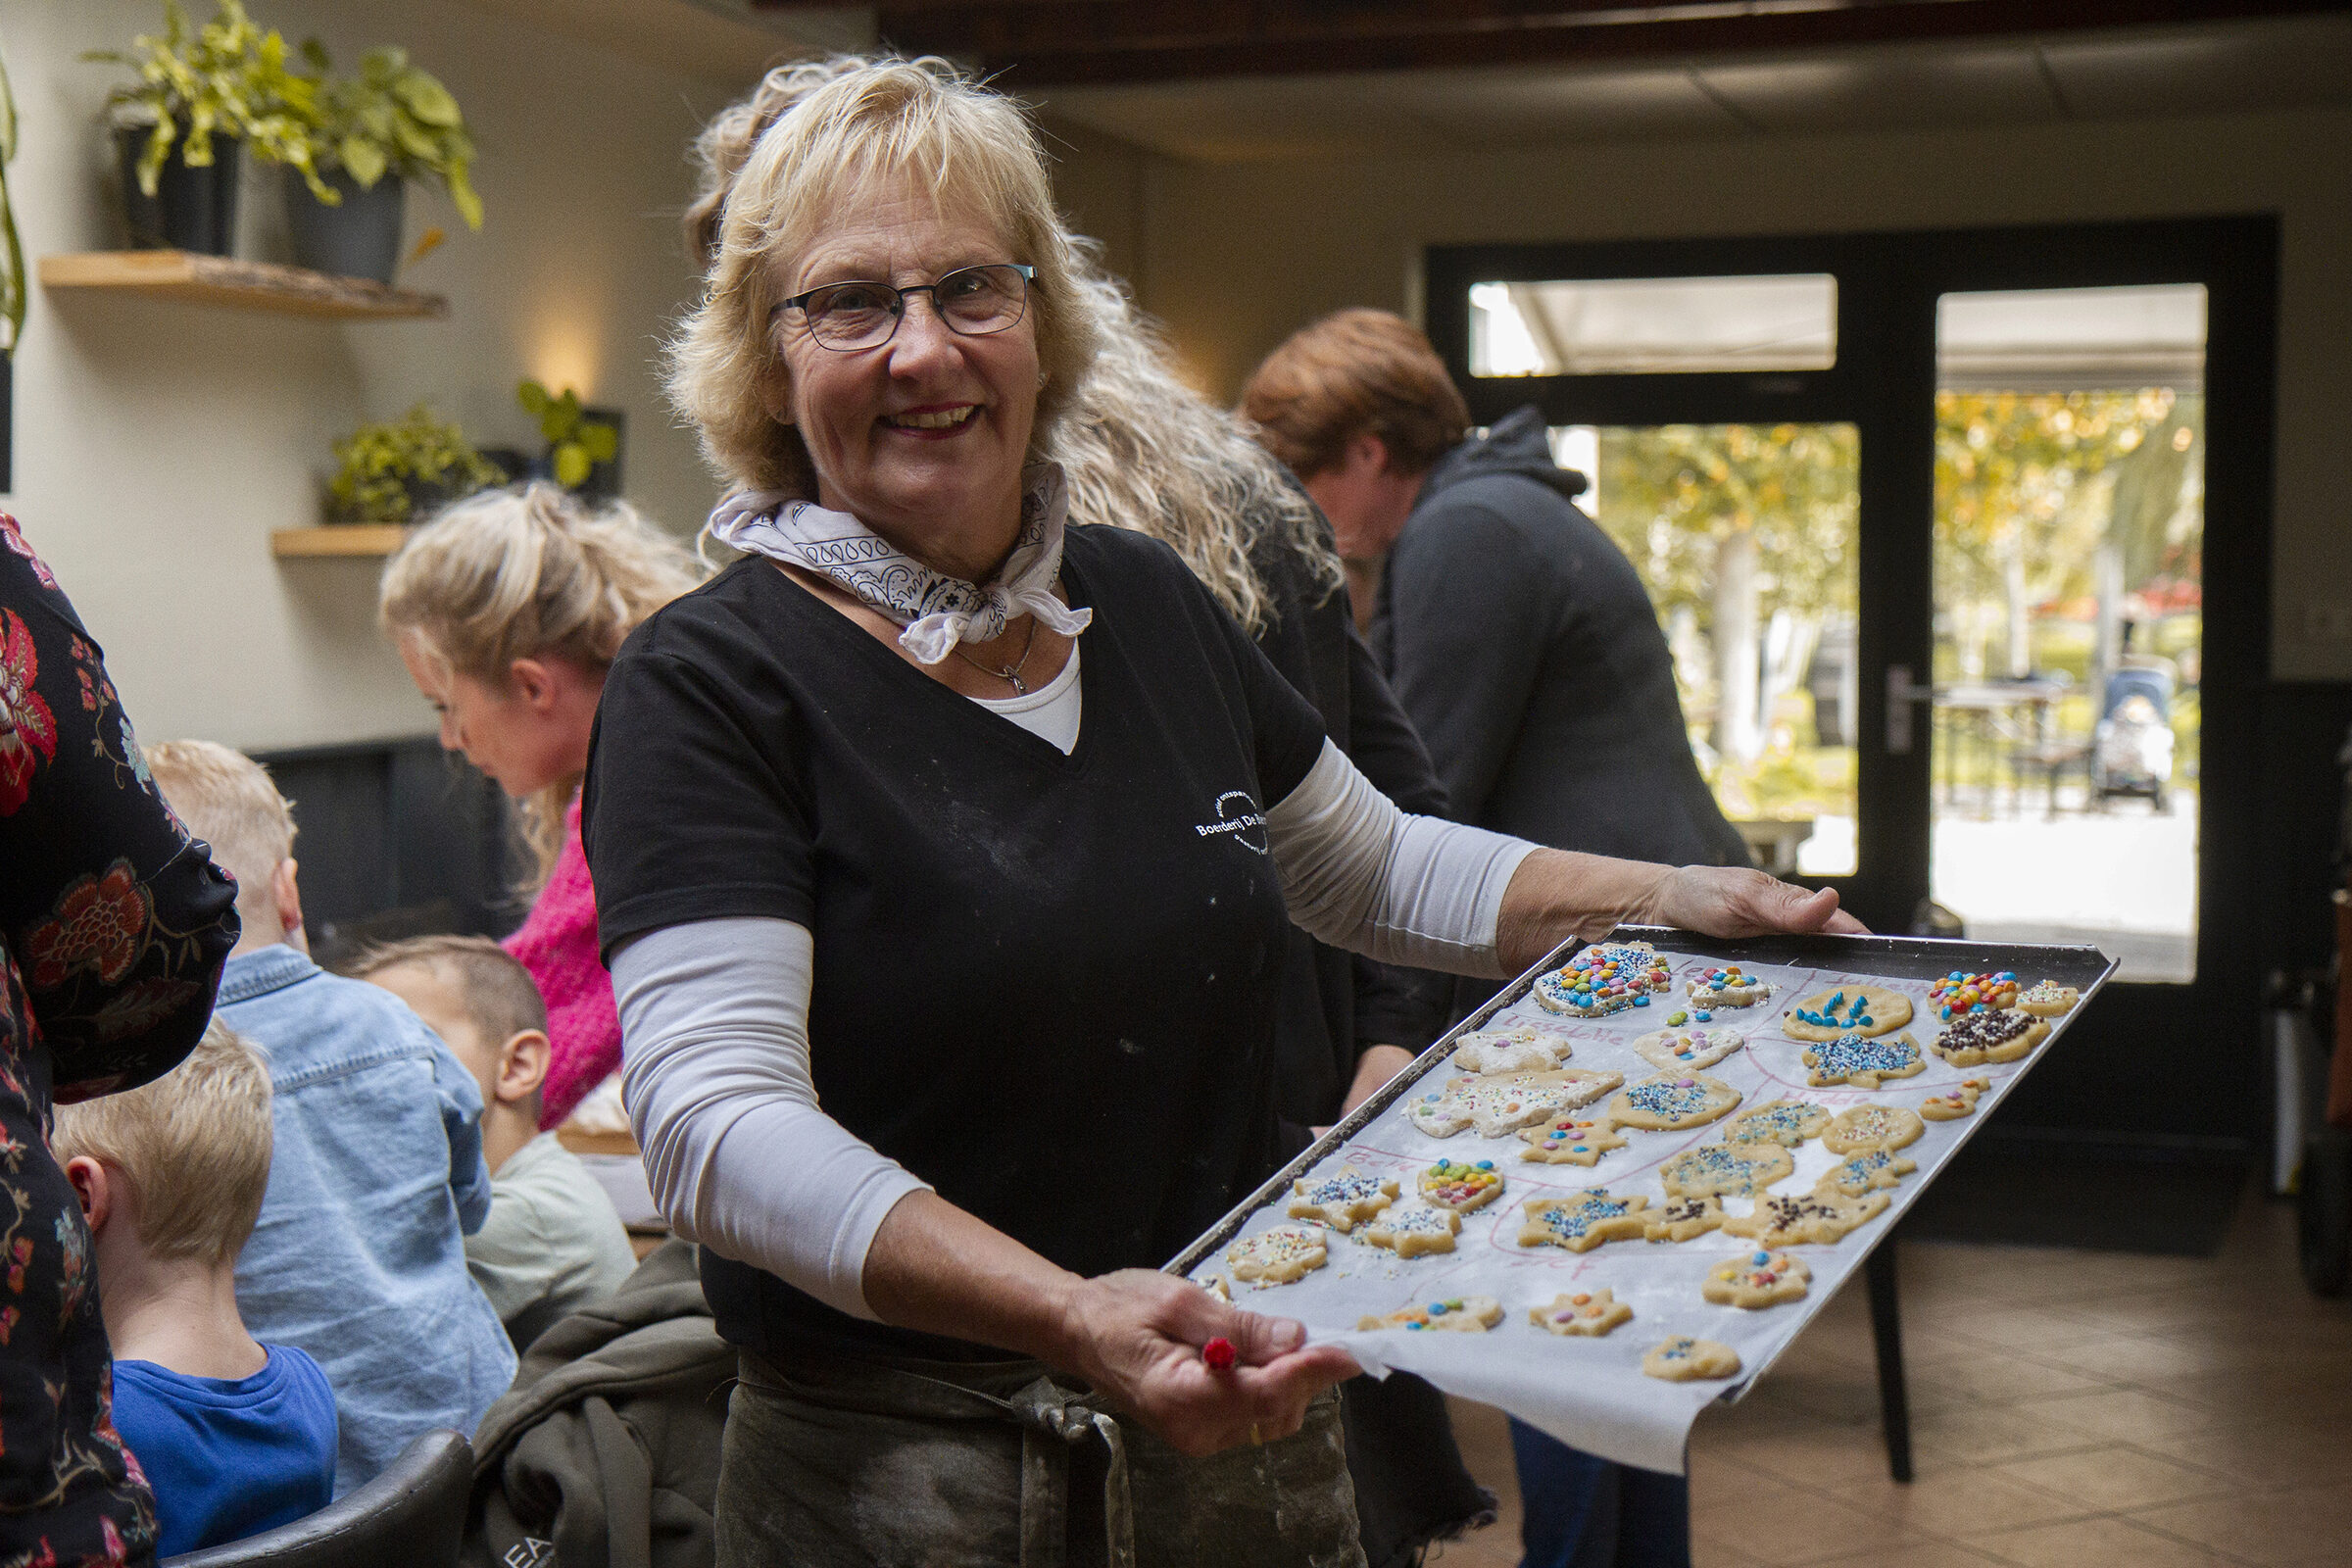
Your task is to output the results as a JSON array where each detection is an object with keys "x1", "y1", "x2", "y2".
[
  {"x1": 353, "y1": 937, "x2": 637, "y2": 1350},
  {"x1": 140, "y1": 742, "x2": 514, "y2": 1495},
  {"x1": 56, "y1": 1022, "x2": 337, "y2": 1557}
]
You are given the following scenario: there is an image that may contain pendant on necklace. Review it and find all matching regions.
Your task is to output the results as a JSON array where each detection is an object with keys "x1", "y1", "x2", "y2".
[{"x1": 1004, "y1": 671, "x2": 1029, "y2": 696}]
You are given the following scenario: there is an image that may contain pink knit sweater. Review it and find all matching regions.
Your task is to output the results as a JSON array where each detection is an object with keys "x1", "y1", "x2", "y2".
[{"x1": 503, "y1": 795, "x2": 618, "y2": 1130}]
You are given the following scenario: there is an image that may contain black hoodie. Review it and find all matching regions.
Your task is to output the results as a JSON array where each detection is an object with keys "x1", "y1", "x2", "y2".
[{"x1": 1374, "y1": 406, "x2": 1750, "y2": 1005}]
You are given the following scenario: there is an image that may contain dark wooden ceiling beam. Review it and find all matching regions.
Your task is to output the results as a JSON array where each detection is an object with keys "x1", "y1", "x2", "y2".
[{"x1": 763, "y1": 0, "x2": 2352, "y2": 86}]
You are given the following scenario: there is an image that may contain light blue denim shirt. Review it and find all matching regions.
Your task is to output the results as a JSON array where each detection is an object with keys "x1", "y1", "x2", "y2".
[{"x1": 220, "y1": 945, "x2": 515, "y2": 1495}]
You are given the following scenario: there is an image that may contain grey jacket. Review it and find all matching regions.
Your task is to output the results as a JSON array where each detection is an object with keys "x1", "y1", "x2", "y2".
[{"x1": 465, "y1": 1241, "x2": 732, "y2": 1568}]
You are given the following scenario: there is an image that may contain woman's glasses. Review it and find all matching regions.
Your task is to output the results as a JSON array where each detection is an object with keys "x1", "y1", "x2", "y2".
[{"x1": 774, "y1": 264, "x2": 1035, "y2": 352}]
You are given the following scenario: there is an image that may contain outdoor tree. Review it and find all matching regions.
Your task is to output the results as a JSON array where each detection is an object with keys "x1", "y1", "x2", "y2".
[
  {"x1": 1594, "y1": 422, "x2": 1859, "y2": 766},
  {"x1": 1933, "y1": 388, "x2": 2178, "y2": 680}
]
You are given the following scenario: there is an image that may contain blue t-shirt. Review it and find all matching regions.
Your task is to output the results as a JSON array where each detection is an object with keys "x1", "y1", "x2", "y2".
[{"x1": 113, "y1": 1346, "x2": 338, "y2": 1557}]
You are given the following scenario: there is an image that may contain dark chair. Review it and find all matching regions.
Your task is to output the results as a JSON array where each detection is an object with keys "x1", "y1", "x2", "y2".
[{"x1": 164, "y1": 1429, "x2": 472, "y2": 1568}]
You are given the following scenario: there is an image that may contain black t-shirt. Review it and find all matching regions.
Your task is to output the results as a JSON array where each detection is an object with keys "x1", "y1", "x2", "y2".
[{"x1": 582, "y1": 525, "x2": 1328, "y2": 1359}]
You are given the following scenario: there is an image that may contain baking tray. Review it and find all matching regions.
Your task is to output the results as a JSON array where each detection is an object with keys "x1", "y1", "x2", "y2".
[{"x1": 1165, "y1": 927, "x2": 2119, "y2": 1469}]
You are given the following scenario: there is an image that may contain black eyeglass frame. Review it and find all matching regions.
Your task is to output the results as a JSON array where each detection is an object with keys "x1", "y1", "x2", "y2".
[{"x1": 770, "y1": 264, "x2": 1037, "y2": 350}]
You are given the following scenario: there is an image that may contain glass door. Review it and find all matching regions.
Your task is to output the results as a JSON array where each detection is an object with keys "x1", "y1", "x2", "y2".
[{"x1": 1928, "y1": 286, "x2": 2207, "y2": 983}]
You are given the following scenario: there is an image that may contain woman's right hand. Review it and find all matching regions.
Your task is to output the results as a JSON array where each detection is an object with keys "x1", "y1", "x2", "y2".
[{"x1": 1054, "y1": 1268, "x2": 1360, "y2": 1456}]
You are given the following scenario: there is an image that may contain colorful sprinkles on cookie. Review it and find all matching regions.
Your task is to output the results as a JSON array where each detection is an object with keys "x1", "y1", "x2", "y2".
[
  {"x1": 1788, "y1": 988, "x2": 1875, "y2": 1031},
  {"x1": 1519, "y1": 1189, "x2": 1649, "y2": 1251},
  {"x1": 1724, "y1": 1100, "x2": 1833, "y2": 1147},
  {"x1": 1686, "y1": 965, "x2": 1773, "y2": 1007},
  {"x1": 1803, "y1": 1030, "x2": 1924, "y2": 1088},
  {"x1": 1659, "y1": 1142, "x2": 1792, "y2": 1199},
  {"x1": 1932, "y1": 1007, "x2": 2048, "y2": 1065},
  {"x1": 1518, "y1": 1116, "x2": 1627, "y2": 1165},
  {"x1": 1533, "y1": 942, "x2": 1672, "y2": 1016},
  {"x1": 1930, "y1": 970, "x2": 2020, "y2": 1020}
]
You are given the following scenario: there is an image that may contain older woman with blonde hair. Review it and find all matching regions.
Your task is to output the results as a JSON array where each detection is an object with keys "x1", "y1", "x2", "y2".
[
  {"x1": 378, "y1": 482, "x2": 701, "y2": 1127},
  {"x1": 600, "y1": 55, "x2": 1856, "y2": 1564}
]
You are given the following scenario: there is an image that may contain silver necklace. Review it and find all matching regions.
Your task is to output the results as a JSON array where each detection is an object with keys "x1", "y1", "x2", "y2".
[{"x1": 953, "y1": 615, "x2": 1040, "y2": 695}]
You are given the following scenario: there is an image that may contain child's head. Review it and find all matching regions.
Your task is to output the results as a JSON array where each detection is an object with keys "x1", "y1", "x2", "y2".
[
  {"x1": 377, "y1": 482, "x2": 700, "y2": 881},
  {"x1": 349, "y1": 936, "x2": 552, "y2": 1122},
  {"x1": 55, "y1": 1019, "x2": 274, "y2": 1269},
  {"x1": 142, "y1": 740, "x2": 300, "y2": 954}
]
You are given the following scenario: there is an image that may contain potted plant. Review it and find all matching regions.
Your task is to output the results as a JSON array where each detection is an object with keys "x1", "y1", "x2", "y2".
[
  {"x1": 288, "y1": 42, "x2": 481, "y2": 284},
  {"x1": 327, "y1": 406, "x2": 507, "y2": 524},
  {"x1": 86, "y1": 0, "x2": 331, "y2": 256},
  {"x1": 517, "y1": 381, "x2": 621, "y2": 499}
]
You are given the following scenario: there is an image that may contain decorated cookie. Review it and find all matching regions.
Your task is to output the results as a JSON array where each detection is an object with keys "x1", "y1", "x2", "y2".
[
  {"x1": 1358, "y1": 1296, "x2": 1502, "y2": 1334},
  {"x1": 1606, "y1": 1072, "x2": 1742, "y2": 1131},
  {"x1": 1658, "y1": 1142, "x2": 1795, "y2": 1200},
  {"x1": 1363, "y1": 1201, "x2": 1462, "y2": 1258},
  {"x1": 1419, "y1": 1158, "x2": 1505, "y2": 1213},
  {"x1": 1816, "y1": 1146, "x2": 1917, "y2": 1197},
  {"x1": 1802, "y1": 1031, "x2": 1925, "y2": 1089},
  {"x1": 1518, "y1": 1190, "x2": 1651, "y2": 1252},
  {"x1": 2016, "y1": 980, "x2": 2081, "y2": 1018},
  {"x1": 1823, "y1": 1102, "x2": 1926, "y2": 1154},
  {"x1": 1724, "y1": 1188, "x2": 1890, "y2": 1248},
  {"x1": 1723, "y1": 1099, "x2": 1834, "y2": 1148},
  {"x1": 1931, "y1": 1008, "x2": 2050, "y2": 1067},
  {"x1": 1685, "y1": 965, "x2": 1775, "y2": 1008},
  {"x1": 1288, "y1": 1166, "x2": 1399, "y2": 1233},
  {"x1": 1634, "y1": 1026, "x2": 1746, "y2": 1073},
  {"x1": 1643, "y1": 1196, "x2": 1727, "y2": 1243},
  {"x1": 1643, "y1": 1336, "x2": 1741, "y2": 1382},
  {"x1": 1448, "y1": 1026, "x2": 1570, "y2": 1075},
  {"x1": 1409, "y1": 1069, "x2": 1622, "y2": 1139},
  {"x1": 1704, "y1": 1249, "x2": 1812, "y2": 1308},
  {"x1": 1533, "y1": 942, "x2": 1673, "y2": 1017},
  {"x1": 1518, "y1": 1116, "x2": 1628, "y2": 1166},
  {"x1": 1227, "y1": 1224, "x2": 1328, "y2": 1286},
  {"x1": 1920, "y1": 1077, "x2": 1991, "y2": 1121},
  {"x1": 1929, "y1": 970, "x2": 2020, "y2": 1020},
  {"x1": 1782, "y1": 985, "x2": 1914, "y2": 1041},
  {"x1": 1532, "y1": 1288, "x2": 1633, "y2": 1337}
]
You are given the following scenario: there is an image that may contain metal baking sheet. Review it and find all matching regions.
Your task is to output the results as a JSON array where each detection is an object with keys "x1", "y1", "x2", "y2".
[{"x1": 1166, "y1": 928, "x2": 2119, "y2": 1472}]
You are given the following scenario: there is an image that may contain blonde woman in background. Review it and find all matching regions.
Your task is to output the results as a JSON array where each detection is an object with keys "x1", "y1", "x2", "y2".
[{"x1": 378, "y1": 483, "x2": 702, "y2": 1128}]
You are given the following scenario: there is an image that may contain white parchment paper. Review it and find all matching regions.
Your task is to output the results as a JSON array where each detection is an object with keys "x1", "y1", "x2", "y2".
[{"x1": 1190, "y1": 949, "x2": 2077, "y2": 1474}]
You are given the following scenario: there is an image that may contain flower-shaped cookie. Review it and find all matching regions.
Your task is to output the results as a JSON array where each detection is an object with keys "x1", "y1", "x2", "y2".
[
  {"x1": 1722, "y1": 1100, "x2": 1833, "y2": 1148},
  {"x1": 1783, "y1": 985, "x2": 1914, "y2": 1041},
  {"x1": 1227, "y1": 1224, "x2": 1328, "y2": 1285},
  {"x1": 1643, "y1": 1336, "x2": 1740, "y2": 1381},
  {"x1": 1658, "y1": 1141, "x2": 1794, "y2": 1200},
  {"x1": 1362, "y1": 1200, "x2": 1463, "y2": 1258},
  {"x1": 1447, "y1": 1026, "x2": 1570, "y2": 1075},
  {"x1": 1532, "y1": 1288, "x2": 1633, "y2": 1337},
  {"x1": 1606, "y1": 1072, "x2": 1741, "y2": 1131},
  {"x1": 1703, "y1": 1249, "x2": 1812, "y2": 1308},
  {"x1": 1823, "y1": 1102, "x2": 1925, "y2": 1154},
  {"x1": 1634, "y1": 1026, "x2": 1745, "y2": 1072},
  {"x1": 1929, "y1": 970, "x2": 2020, "y2": 1020}
]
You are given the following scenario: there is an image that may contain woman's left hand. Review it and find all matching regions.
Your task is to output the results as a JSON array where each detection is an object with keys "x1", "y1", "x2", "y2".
[{"x1": 1642, "y1": 864, "x2": 1869, "y2": 939}]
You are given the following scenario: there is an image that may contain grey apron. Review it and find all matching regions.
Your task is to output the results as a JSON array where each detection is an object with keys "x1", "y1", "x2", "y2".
[{"x1": 716, "y1": 1346, "x2": 1365, "y2": 1568}]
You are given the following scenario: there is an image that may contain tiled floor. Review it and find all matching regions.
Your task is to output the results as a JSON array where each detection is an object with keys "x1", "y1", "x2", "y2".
[{"x1": 1434, "y1": 1186, "x2": 2352, "y2": 1568}]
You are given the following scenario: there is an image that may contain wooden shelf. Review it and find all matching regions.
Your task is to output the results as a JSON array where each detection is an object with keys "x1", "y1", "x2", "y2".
[
  {"x1": 271, "y1": 525, "x2": 411, "y2": 558},
  {"x1": 40, "y1": 251, "x2": 447, "y2": 319}
]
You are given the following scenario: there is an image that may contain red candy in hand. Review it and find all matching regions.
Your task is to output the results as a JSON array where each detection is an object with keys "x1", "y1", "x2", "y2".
[{"x1": 1200, "y1": 1336, "x2": 1237, "y2": 1371}]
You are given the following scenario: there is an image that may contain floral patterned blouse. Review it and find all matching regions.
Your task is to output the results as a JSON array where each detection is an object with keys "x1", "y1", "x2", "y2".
[{"x1": 0, "y1": 510, "x2": 239, "y2": 1563}]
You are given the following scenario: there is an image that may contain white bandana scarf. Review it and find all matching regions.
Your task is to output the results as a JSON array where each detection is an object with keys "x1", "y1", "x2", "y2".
[{"x1": 705, "y1": 464, "x2": 1093, "y2": 664}]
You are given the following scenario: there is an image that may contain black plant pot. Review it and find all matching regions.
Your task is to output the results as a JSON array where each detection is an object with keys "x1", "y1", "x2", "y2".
[
  {"x1": 117, "y1": 125, "x2": 240, "y2": 255},
  {"x1": 284, "y1": 169, "x2": 406, "y2": 284}
]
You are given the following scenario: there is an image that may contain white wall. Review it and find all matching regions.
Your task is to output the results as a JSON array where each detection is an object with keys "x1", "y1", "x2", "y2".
[
  {"x1": 3, "y1": 0, "x2": 756, "y2": 750},
  {"x1": 1043, "y1": 104, "x2": 2352, "y2": 681}
]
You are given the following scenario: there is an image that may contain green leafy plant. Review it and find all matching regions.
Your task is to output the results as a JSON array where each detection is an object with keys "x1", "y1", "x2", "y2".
[
  {"x1": 86, "y1": 0, "x2": 334, "y2": 203},
  {"x1": 329, "y1": 406, "x2": 505, "y2": 523},
  {"x1": 299, "y1": 42, "x2": 482, "y2": 230},
  {"x1": 517, "y1": 381, "x2": 617, "y2": 490},
  {"x1": 0, "y1": 42, "x2": 25, "y2": 355}
]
